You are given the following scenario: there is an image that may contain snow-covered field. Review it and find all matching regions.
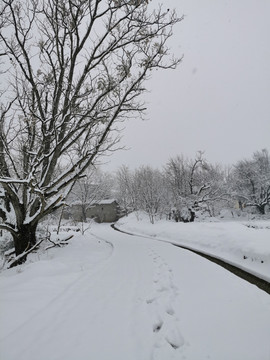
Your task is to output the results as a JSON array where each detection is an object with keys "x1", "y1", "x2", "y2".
[
  {"x1": 116, "y1": 212, "x2": 270, "y2": 282},
  {"x1": 0, "y1": 218, "x2": 270, "y2": 360}
]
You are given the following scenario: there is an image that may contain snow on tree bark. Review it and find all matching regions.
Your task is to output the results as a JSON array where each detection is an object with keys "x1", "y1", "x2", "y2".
[{"x1": 0, "y1": 0, "x2": 182, "y2": 261}]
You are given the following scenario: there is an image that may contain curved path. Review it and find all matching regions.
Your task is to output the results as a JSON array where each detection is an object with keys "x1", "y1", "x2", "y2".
[
  {"x1": 112, "y1": 224, "x2": 270, "y2": 295},
  {"x1": 1, "y1": 224, "x2": 270, "y2": 360}
]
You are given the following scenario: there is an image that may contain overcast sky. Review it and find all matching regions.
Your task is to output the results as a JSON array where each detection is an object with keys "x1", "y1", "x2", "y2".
[{"x1": 105, "y1": 0, "x2": 270, "y2": 171}]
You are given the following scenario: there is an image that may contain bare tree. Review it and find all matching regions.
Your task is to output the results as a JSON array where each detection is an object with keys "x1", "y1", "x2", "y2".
[
  {"x1": 192, "y1": 162, "x2": 229, "y2": 216},
  {"x1": 0, "y1": 0, "x2": 182, "y2": 263},
  {"x1": 116, "y1": 165, "x2": 168, "y2": 222},
  {"x1": 164, "y1": 155, "x2": 190, "y2": 199},
  {"x1": 68, "y1": 168, "x2": 113, "y2": 221},
  {"x1": 116, "y1": 165, "x2": 137, "y2": 215},
  {"x1": 133, "y1": 166, "x2": 167, "y2": 223},
  {"x1": 164, "y1": 153, "x2": 206, "y2": 206},
  {"x1": 232, "y1": 149, "x2": 270, "y2": 214},
  {"x1": 164, "y1": 153, "x2": 229, "y2": 216}
]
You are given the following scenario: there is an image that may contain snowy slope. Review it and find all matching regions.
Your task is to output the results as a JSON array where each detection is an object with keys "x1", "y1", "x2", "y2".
[
  {"x1": 0, "y1": 224, "x2": 270, "y2": 360},
  {"x1": 116, "y1": 212, "x2": 270, "y2": 282}
]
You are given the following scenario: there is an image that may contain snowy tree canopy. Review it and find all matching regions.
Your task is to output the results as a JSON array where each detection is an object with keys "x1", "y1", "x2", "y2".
[{"x1": 0, "y1": 0, "x2": 182, "y2": 262}]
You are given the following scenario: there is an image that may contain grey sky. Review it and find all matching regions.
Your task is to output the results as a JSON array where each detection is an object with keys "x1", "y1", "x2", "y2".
[{"x1": 105, "y1": 0, "x2": 270, "y2": 171}]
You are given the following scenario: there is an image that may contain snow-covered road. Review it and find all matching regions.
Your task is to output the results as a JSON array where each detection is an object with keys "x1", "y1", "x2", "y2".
[{"x1": 1, "y1": 224, "x2": 270, "y2": 360}]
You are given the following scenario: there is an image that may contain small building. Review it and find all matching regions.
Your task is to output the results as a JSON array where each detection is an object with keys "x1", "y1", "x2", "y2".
[
  {"x1": 63, "y1": 199, "x2": 121, "y2": 223},
  {"x1": 86, "y1": 199, "x2": 120, "y2": 223}
]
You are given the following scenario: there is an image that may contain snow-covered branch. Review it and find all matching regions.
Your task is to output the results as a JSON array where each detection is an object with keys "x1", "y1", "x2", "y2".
[
  {"x1": 0, "y1": 0, "x2": 182, "y2": 262},
  {"x1": 7, "y1": 238, "x2": 44, "y2": 268}
]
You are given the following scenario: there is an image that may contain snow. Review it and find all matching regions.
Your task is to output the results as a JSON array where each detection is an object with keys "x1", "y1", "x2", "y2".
[
  {"x1": 70, "y1": 199, "x2": 117, "y2": 206},
  {"x1": 116, "y1": 212, "x2": 270, "y2": 282},
  {"x1": 96, "y1": 199, "x2": 117, "y2": 205},
  {"x1": 0, "y1": 218, "x2": 270, "y2": 360}
]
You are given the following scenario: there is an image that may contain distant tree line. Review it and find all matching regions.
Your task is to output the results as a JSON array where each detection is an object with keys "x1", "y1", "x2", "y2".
[{"x1": 85, "y1": 149, "x2": 270, "y2": 223}]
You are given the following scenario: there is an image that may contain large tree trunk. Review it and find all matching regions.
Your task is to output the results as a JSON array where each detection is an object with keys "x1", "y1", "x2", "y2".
[
  {"x1": 12, "y1": 223, "x2": 37, "y2": 264},
  {"x1": 256, "y1": 204, "x2": 265, "y2": 215}
]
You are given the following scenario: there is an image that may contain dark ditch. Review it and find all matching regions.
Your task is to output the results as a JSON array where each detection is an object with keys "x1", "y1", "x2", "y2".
[{"x1": 111, "y1": 224, "x2": 270, "y2": 295}]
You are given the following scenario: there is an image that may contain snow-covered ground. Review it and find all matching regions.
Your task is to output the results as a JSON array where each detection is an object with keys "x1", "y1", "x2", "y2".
[
  {"x1": 0, "y1": 221, "x2": 270, "y2": 360},
  {"x1": 116, "y1": 212, "x2": 270, "y2": 282}
]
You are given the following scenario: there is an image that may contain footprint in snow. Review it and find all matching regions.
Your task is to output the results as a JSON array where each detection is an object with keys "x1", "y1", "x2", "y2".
[
  {"x1": 165, "y1": 305, "x2": 175, "y2": 316},
  {"x1": 165, "y1": 327, "x2": 185, "y2": 349},
  {"x1": 146, "y1": 296, "x2": 156, "y2": 304},
  {"x1": 153, "y1": 320, "x2": 163, "y2": 333}
]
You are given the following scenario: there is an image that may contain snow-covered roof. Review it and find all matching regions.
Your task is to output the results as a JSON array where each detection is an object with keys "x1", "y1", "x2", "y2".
[
  {"x1": 69, "y1": 199, "x2": 117, "y2": 206},
  {"x1": 95, "y1": 199, "x2": 117, "y2": 205}
]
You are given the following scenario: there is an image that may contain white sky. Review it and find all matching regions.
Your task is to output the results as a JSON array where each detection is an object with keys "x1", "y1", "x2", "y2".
[{"x1": 104, "y1": 0, "x2": 270, "y2": 171}]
